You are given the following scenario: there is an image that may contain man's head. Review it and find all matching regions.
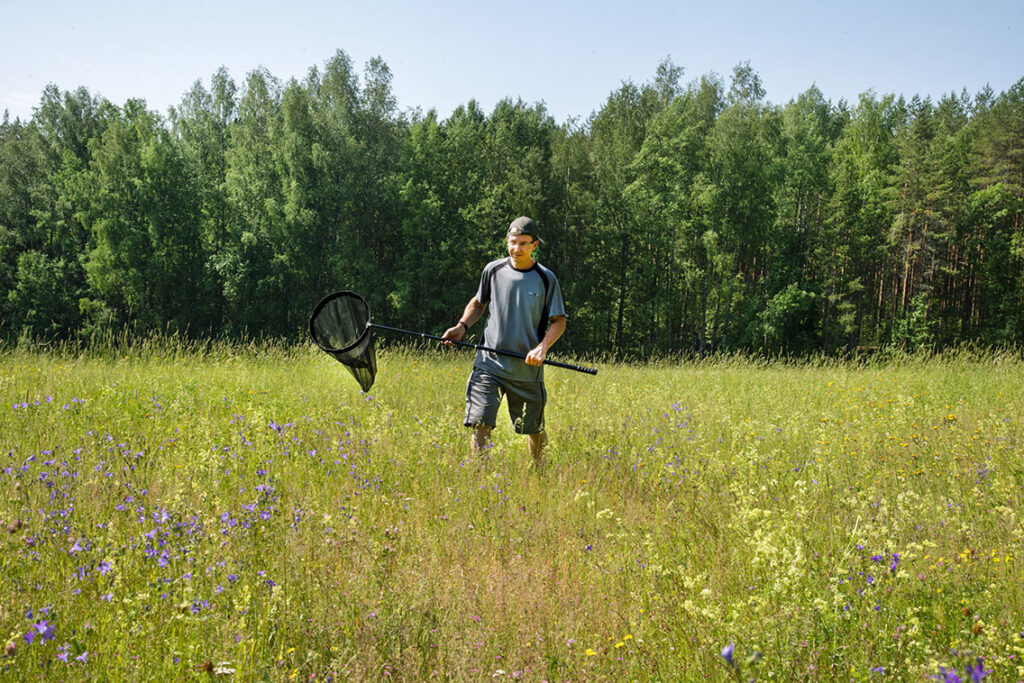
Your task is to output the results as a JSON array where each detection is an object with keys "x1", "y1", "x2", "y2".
[
  {"x1": 507, "y1": 216, "x2": 540, "y2": 268},
  {"x1": 507, "y1": 216, "x2": 542, "y2": 244}
]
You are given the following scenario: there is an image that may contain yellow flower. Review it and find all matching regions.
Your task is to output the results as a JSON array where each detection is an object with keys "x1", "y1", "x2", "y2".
[{"x1": 586, "y1": 649, "x2": 597, "y2": 656}]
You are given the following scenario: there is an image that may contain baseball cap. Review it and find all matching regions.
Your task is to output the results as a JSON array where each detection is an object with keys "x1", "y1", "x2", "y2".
[{"x1": 508, "y1": 216, "x2": 542, "y2": 243}]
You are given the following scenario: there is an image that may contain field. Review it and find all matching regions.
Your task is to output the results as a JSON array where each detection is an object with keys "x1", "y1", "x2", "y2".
[{"x1": 2, "y1": 342, "x2": 1023, "y2": 681}]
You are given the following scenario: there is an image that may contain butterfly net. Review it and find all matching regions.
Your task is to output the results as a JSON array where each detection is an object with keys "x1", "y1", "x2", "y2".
[{"x1": 309, "y1": 291, "x2": 377, "y2": 392}]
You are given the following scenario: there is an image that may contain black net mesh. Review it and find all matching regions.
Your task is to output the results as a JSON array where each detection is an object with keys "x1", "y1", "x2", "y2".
[{"x1": 309, "y1": 291, "x2": 377, "y2": 392}]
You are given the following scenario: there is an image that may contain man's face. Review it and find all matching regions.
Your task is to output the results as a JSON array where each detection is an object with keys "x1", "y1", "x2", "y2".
[{"x1": 507, "y1": 234, "x2": 538, "y2": 267}]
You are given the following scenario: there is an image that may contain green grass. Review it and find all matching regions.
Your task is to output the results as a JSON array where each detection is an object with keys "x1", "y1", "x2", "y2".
[{"x1": 2, "y1": 342, "x2": 1023, "y2": 681}]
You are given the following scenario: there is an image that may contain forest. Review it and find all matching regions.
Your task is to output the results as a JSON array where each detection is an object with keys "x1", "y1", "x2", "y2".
[{"x1": 1, "y1": 51, "x2": 1022, "y2": 357}]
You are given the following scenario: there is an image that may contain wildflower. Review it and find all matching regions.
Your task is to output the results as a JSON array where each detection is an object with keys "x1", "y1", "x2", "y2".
[
  {"x1": 933, "y1": 667, "x2": 961, "y2": 683},
  {"x1": 34, "y1": 620, "x2": 55, "y2": 642},
  {"x1": 56, "y1": 643, "x2": 70, "y2": 662},
  {"x1": 721, "y1": 643, "x2": 735, "y2": 667},
  {"x1": 75, "y1": 651, "x2": 88, "y2": 663},
  {"x1": 98, "y1": 560, "x2": 112, "y2": 575},
  {"x1": 965, "y1": 658, "x2": 991, "y2": 681}
]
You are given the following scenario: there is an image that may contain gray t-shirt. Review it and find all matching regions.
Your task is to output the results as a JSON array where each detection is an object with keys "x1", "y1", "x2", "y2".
[{"x1": 472, "y1": 258, "x2": 566, "y2": 382}]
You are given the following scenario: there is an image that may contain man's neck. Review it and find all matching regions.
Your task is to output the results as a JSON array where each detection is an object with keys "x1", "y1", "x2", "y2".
[{"x1": 510, "y1": 257, "x2": 536, "y2": 270}]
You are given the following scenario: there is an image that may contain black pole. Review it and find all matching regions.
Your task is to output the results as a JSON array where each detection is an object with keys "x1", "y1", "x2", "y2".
[{"x1": 369, "y1": 323, "x2": 598, "y2": 375}]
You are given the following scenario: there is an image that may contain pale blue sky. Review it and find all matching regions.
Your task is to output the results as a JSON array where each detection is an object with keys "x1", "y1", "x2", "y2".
[{"x1": 3, "y1": 0, "x2": 1022, "y2": 124}]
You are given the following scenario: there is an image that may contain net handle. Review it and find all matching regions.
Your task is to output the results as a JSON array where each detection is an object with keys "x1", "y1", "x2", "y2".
[{"x1": 370, "y1": 322, "x2": 598, "y2": 375}]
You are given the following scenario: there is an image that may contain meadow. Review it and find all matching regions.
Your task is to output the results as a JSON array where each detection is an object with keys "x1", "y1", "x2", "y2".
[{"x1": 2, "y1": 341, "x2": 1023, "y2": 681}]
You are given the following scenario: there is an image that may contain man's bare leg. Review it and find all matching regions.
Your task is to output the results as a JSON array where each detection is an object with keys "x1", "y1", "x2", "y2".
[
  {"x1": 527, "y1": 430, "x2": 548, "y2": 466},
  {"x1": 472, "y1": 425, "x2": 494, "y2": 456}
]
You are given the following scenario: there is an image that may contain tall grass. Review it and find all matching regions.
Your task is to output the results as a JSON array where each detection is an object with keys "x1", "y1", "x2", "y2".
[{"x1": 2, "y1": 343, "x2": 1022, "y2": 680}]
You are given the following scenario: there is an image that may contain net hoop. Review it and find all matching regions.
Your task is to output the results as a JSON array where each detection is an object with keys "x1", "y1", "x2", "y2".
[{"x1": 309, "y1": 290, "x2": 372, "y2": 353}]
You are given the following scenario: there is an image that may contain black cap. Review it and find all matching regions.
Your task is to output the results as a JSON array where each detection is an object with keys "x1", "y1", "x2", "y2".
[{"x1": 508, "y1": 216, "x2": 542, "y2": 243}]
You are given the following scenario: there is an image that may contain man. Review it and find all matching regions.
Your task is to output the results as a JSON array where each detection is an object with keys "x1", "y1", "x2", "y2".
[{"x1": 441, "y1": 216, "x2": 566, "y2": 465}]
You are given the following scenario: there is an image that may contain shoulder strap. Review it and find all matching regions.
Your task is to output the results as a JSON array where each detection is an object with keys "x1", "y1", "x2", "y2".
[{"x1": 533, "y1": 265, "x2": 551, "y2": 340}]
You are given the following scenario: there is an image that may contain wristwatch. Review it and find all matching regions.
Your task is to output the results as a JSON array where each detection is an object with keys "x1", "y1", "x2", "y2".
[{"x1": 457, "y1": 321, "x2": 469, "y2": 332}]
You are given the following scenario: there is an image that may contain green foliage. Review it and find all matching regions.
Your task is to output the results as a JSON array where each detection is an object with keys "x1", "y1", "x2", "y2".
[
  {"x1": 889, "y1": 292, "x2": 934, "y2": 352},
  {"x1": 6, "y1": 251, "x2": 81, "y2": 340},
  {"x1": 756, "y1": 283, "x2": 819, "y2": 353},
  {"x1": 0, "y1": 59, "x2": 1022, "y2": 356}
]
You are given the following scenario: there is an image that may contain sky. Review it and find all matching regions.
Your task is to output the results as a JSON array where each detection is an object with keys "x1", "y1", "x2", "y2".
[{"x1": 2, "y1": 0, "x2": 1022, "y2": 125}]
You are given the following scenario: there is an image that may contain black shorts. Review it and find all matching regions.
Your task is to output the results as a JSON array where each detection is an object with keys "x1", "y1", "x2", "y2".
[{"x1": 464, "y1": 368, "x2": 546, "y2": 435}]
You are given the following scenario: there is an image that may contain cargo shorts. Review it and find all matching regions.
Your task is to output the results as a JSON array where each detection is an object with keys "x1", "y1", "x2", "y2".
[{"x1": 464, "y1": 367, "x2": 546, "y2": 435}]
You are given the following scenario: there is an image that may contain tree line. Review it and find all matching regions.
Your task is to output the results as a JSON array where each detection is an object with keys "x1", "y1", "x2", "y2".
[{"x1": 1, "y1": 51, "x2": 1022, "y2": 356}]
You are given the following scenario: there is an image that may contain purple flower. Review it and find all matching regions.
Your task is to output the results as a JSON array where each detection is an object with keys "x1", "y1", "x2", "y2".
[
  {"x1": 34, "y1": 620, "x2": 55, "y2": 642},
  {"x1": 98, "y1": 560, "x2": 112, "y2": 575},
  {"x1": 965, "y1": 658, "x2": 991, "y2": 681},
  {"x1": 56, "y1": 644, "x2": 70, "y2": 662},
  {"x1": 75, "y1": 651, "x2": 88, "y2": 663},
  {"x1": 890, "y1": 553, "x2": 900, "y2": 573},
  {"x1": 721, "y1": 643, "x2": 735, "y2": 667},
  {"x1": 933, "y1": 667, "x2": 961, "y2": 683}
]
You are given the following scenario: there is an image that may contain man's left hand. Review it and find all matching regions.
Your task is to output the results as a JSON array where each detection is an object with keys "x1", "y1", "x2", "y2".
[{"x1": 525, "y1": 345, "x2": 547, "y2": 366}]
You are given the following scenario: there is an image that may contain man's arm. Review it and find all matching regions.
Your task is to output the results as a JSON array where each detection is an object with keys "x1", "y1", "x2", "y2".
[
  {"x1": 441, "y1": 297, "x2": 486, "y2": 343},
  {"x1": 525, "y1": 315, "x2": 566, "y2": 366}
]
